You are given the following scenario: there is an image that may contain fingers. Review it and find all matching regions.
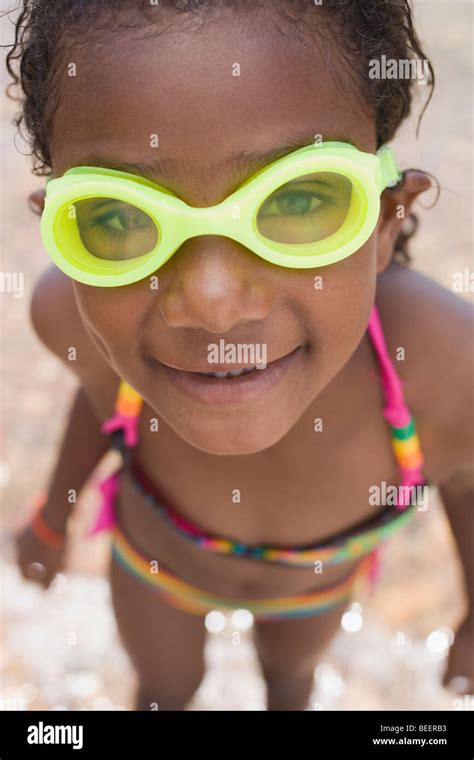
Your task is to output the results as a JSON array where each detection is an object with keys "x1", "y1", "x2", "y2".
[
  {"x1": 23, "y1": 560, "x2": 47, "y2": 585},
  {"x1": 22, "y1": 563, "x2": 57, "y2": 589},
  {"x1": 15, "y1": 533, "x2": 60, "y2": 589}
]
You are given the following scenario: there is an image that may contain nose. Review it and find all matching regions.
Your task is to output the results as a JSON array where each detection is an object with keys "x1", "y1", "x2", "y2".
[{"x1": 158, "y1": 235, "x2": 276, "y2": 333}]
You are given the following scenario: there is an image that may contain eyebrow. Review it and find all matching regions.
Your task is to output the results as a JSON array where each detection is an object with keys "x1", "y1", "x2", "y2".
[{"x1": 71, "y1": 130, "x2": 357, "y2": 186}]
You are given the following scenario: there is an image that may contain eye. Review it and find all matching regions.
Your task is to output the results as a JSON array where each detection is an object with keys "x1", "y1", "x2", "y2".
[
  {"x1": 262, "y1": 190, "x2": 326, "y2": 217},
  {"x1": 92, "y1": 204, "x2": 154, "y2": 233}
]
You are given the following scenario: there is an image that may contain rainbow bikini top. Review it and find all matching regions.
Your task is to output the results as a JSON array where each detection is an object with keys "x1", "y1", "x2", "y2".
[{"x1": 98, "y1": 304, "x2": 427, "y2": 569}]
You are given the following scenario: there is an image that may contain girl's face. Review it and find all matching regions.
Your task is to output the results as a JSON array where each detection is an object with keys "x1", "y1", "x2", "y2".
[{"x1": 50, "y1": 6, "x2": 388, "y2": 455}]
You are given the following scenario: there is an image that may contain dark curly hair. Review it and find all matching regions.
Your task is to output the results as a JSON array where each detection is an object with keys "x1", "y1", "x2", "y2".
[{"x1": 4, "y1": 0, "x2": 436, "y2": 262}]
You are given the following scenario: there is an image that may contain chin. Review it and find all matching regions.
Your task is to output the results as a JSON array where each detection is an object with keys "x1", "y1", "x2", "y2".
[{"x1": 167, "y1": 414, "x2": 294, "y2": 456}]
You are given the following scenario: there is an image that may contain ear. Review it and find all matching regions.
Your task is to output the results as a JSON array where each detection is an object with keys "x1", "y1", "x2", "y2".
[
  {"x1": 28, "y1": 189, "x2": 46, "y2": 216},
  {"x1": 376, "y1": 170, "x2": 432, "y2": 273}
]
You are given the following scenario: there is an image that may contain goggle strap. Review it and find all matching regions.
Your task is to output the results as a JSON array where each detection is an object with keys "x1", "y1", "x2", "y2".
[{"x1": 377, "y1": 146, "x2": 402, "y2": 190}]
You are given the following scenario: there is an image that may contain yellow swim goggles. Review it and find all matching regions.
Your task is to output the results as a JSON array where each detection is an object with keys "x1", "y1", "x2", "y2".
[{"x1": 41, "y1": 141, "x2": 401, "y2": 287}]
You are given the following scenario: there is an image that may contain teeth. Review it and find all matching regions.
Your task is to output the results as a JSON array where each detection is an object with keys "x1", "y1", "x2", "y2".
[{"x1": 203, "y1": 366, "x2": 257, "y2": 378}]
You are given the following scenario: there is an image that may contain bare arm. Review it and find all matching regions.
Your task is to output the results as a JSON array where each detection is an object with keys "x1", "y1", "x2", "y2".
[
  {"x1": 15, "y1": 386, "x2": 110, "y2": 587},
  {"x1": 378, "y1": 262, "x2": 474, "y2": 689},
  {"x1": 440, "y1": 466, "x2": 474, "y2": 692},
  {"x1": 27, "y1": 265, "x2": 118, "y2": 533},
  {"x1": 437, "y1": 314, "x2": 474, "y2": 622},
  {"x1": 16, "y1": 266, "x2": 117, "y2": 586},
  {"x1": 432, "y1": 292, "x2": 474, "y2": 689},
  {"x1": 440, "y1": 468, "x2": 474, "y2": 615},
  {"x1": 40, "y1": 384, "x2": 111, "y2": 534}
]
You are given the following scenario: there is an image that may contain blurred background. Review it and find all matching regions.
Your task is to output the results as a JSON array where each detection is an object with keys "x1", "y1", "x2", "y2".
[{"x1": 0, "y1": 0, "x2": 472, "y2": 710}]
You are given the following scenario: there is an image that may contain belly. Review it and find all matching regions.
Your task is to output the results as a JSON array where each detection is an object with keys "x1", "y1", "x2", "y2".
[{"x1": 117, "y1": 469, "x2": 365, "y2": 599}]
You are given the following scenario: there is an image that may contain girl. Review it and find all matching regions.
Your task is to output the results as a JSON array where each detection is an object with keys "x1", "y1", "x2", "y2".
[{"x1": 9, "y1": 0, "x2": 474, "y2": 710}]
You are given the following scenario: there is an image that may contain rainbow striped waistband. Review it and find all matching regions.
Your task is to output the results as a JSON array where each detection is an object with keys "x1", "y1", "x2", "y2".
[{"x1": 111, "y1": 525, "x2": 375, "y2": 622}]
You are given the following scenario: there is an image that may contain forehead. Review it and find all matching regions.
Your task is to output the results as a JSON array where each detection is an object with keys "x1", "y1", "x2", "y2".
[{"x1": 50, "y1": 6, "x2": 375, "y2": 192}]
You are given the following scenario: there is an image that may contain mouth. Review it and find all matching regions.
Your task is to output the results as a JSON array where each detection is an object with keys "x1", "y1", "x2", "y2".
[
  {"x1": 152, "y1": 345, "x2": 305, "y2": 405},
  {"x1": 198, "y1": 365, "x2": 260, "y2": 378}
]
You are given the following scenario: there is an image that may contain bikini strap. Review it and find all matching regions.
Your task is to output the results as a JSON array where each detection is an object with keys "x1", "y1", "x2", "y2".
[
  {"x1": 101, "y1": 379, "x2": 144, "y2": 448},
  {"x1": 367, "y1": 304, "x2": 426, "y2": 496}
]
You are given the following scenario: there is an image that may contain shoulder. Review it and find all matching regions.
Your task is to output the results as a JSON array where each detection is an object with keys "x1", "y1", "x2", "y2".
[
  {"x1": 30, "y1": 265, "x2": 118, "y2": 393},
  {"x1": 376, "y1": 260, "x2": 474, "y2": 482}
]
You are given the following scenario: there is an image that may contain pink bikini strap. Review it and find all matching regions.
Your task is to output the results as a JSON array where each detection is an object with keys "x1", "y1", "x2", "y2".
[
  {"x1": 367, "y1": 304, "x2": 411, "y2": 428},
  {"x1": 87, "y1": 471, "x2": 120, "y2": 536},
  {"x1": 101, "y1": 380, "x2": 144, "y2": 448},
  {"x1": 91, "y1": 381, "x2": 144, "y2": 536},
  {"x1": 367, "y1": 303, "x2": 426, "y2": 500}
]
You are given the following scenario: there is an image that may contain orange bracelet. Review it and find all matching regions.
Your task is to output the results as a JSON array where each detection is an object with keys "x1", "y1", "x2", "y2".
[{"x1": 29, "y1": 492, "x2": 65, "y2": 548}]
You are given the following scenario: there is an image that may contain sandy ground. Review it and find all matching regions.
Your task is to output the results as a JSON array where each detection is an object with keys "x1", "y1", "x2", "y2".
[{"x1": 0, "y1": 1, "x2": 472, "y2": 710}]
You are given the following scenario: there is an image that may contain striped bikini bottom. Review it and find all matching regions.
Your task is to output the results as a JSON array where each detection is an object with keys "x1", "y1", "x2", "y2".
[{"x1": 111, "y1": 523, "x2": 379, "y2": 622}]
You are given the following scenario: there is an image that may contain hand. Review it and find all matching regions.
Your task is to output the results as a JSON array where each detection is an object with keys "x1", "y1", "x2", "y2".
[
  {"x1": 15, "y1": 521, "x2": 66, "y2": 589},
  {"x1": 443, "y1": 616, "x2": 474, "y2": 697}
]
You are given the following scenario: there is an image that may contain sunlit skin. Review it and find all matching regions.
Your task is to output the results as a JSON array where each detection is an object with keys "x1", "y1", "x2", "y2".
[
  {"x1": 49, "y1": 5, "x2": 426, "y2": 456},
  {"x1": 21, "y1": 4, "x2": 474, "y2": 711}
]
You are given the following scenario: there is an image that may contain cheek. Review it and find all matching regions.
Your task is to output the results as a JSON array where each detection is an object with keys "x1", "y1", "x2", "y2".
[
  {"x1": 73, "y1": 283, "x2": 140, "y2": 361},
  {"x1": 298, "y1": 239, "x2": 377, "y2": 362},
  {"x1": 329, "y1": 238, "x2": 378, "y2": 317}
]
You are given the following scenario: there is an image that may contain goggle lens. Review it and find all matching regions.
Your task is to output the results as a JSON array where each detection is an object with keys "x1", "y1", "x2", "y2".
[
  {"x1": 256, "y1": 171, "x2": 353, "y2": 245},
  {"x1": 71, "y1": 197, "x2": 159, "y2": 260}
]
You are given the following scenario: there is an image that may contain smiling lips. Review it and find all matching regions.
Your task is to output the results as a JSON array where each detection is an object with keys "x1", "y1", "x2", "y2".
[
  {"x1": 200, "y1": 365, "x2": 259, "y2": 378},
  {"x1": 155, "y1": 346, "x2": 304, "y2": 405}
]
